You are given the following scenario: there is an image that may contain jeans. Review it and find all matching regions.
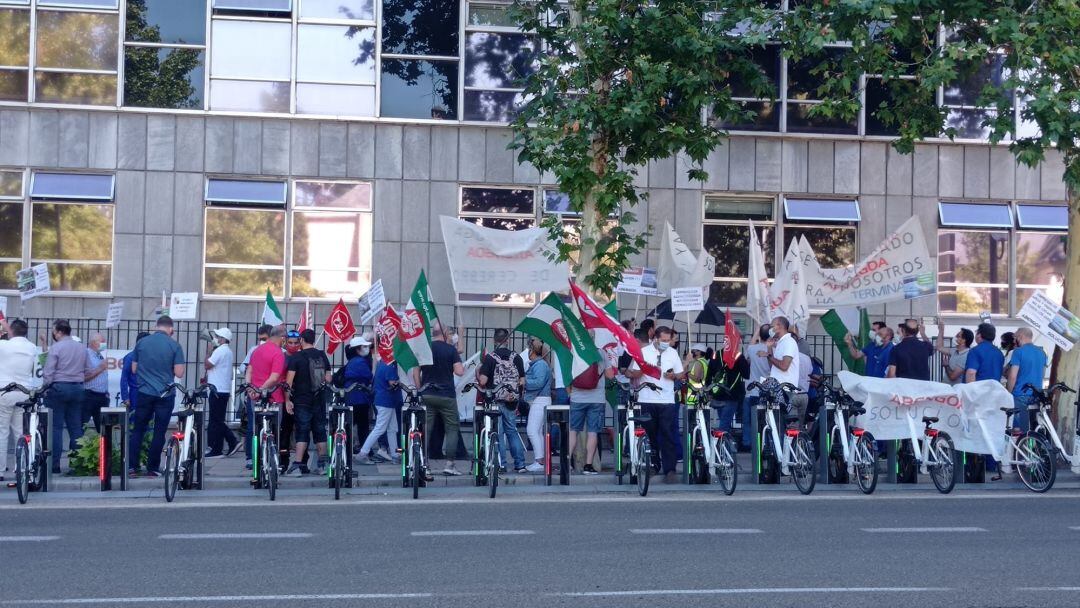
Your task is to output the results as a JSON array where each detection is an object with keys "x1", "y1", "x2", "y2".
[
  {"x1": 499, "y1": 404, "x2": 526, "y2": 470},
  {"x1": 48, "y1": 382, "x2": 84, "y2": 470},
  {"x1": 1012, "y1": 394, "x2": 1036, "y2": 432},
  {"x1": 243, "y1": 397, "x2": 254, "y2": 459},
  {"x1": 353, "y1": 402, "x2": 371, "y2": 452},
  {"x1": 81, "y1": 390, "x2": 109, "y2": 433},
  {"x1": 359, "y1": 406, "x2": 399, "y2": 457},
  {"x1": 643, "y1": 402, "x2": 678, "y2": 474},
  {"x1": 129, "y1": 393, "x2": 174, "y2": 472},
  {"x1": 423, "y1": 395, "x2": 459, "y2": 462},
  {"x1": 712, "y1": 400, "x2": 739, "y2": 434},
  {"x1": 206, "y1": 391, "x2": 237, "y2": 454},
  {"x1": 526, "y1": 396, "x2": 551, "y2": 462},
  {"x1": 742, "y1": 396, "x2": 759, "y2": 449},
  {"x1": 553, "y1": 388, "x2": 570, "y2": 405}
]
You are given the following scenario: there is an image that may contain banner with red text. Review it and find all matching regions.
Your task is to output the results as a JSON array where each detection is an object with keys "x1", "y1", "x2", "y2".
[{"x1": 440, "y1": 215, "x2": 570, "y2": 294}]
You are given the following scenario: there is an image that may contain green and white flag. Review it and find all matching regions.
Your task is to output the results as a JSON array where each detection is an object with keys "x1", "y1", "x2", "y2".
[
  {"x1": 821, "y1": 307, "x2": 871, "y2": 374},
  {"x1": 516, "y1": 293, "x2": 600, "y2": 381},
  {"x1": 393, "y1": 270, "x2": 440, "y2": 371},
  {"x1": 262, "y1": 288, "x2": 284, "y2": 326}
]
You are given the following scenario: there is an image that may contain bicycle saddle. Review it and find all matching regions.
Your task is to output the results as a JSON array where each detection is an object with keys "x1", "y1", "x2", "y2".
[
  {"x1": 922, "y1": 416, "x2": 939, "y2": 424},
  {"x1": 1000, "y1": 407, "x2": 1021, "y2": 416},
  {"x1": 628, "y1": 414, "x2": 652, "y2": 423},
  {"x1": 175, "y1": 409, "x2": 195, "y2": 420},
  {"x1": 785, "y1": 415, "x2": 800, "y2": 424},
  {"x1": 851, "y1": 407, "x2": 866, "y2": 416}
]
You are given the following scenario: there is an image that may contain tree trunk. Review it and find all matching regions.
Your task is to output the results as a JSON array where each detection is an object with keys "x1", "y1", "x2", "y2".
[{"x1": 1055, "y1": 185, "x2": 1080, "y2": 457}]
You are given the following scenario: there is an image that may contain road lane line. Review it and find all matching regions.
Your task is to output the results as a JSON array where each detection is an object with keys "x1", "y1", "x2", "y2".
[
  {"x1": 860, "y1": 527, "x2": 986, "y2": 533},
  {"x1": 158, "y1": 533, "x2": 313, "y2": 539},
  {"x1": 0, "y1": 536, "x2": 60, "y2": 542},
  {"x1": 630, "y1": 528, "x2": 762, "y2": 534},
  {"x1": 554, "y1": 587, "x2": 951, "y2": 597},
  {"x1": 1017, "y1": 587, "x2": 1080, "y2": 591},
  {"x1": 410, "y1": 530, "x2": 534, "y2": 537},
  {"x1": 0, "y1": 593, "x2": 432, "y2": 605},
  {"x1": 1069, "y1": 526, "x2": 1080, "y2": 530}
]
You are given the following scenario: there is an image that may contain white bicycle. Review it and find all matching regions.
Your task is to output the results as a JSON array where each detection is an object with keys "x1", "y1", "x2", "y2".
[
  {"x1": 1024, "y1": 383, "x2": 1080, "y2": 472},
  {"x1": 617, "y1": 381, "x2": 659, "y2": 497},
  {"x1": 819, "y1": 383, "x2": 878, "y2": 494},
  {"x1": 161, "y1": 383, "x2": 211, "y2": 503},
  {"x1": 894, "y1": 409, "x2": 957, "y2": 494},
  {"x1": 746, "y1": 379, "x2": 816, "y2": 495},
  {"x1": 462, "y1": 382, "x2": 519, "y2": 499},
  {"x1": 2, "y1": 383, "x2": 50, "y2": 504},
  {"x1": 685, "y1": 382, "x2": 738, "y2": 495}
]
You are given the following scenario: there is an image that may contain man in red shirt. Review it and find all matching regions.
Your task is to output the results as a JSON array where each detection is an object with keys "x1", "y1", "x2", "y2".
[{"x1": 245, "y1": 325, "x2": 288, "y2": 472}]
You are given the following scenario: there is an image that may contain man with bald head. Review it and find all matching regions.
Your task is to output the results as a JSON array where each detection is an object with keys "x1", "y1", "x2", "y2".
[
  {"x1": 1005, "y1": 327, "x2": 1047, "y2": 433},
  {"x1": 82, "y1": 332, "x2": 109, "y2": 432}
]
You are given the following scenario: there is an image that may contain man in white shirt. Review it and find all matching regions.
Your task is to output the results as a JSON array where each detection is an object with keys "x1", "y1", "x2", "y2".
[
  {"x1": 204, "y1": 327, "x2": 239, "y2": 458},
  {"x1": 629, "y1": 326, "x2": 684, "y2": 484},
  {"x1": 766, "y1": 316, "x2": 803, "y2": 428},
  {"x1": 0, "y1": 318, "x2": 38, "y2": 480}
]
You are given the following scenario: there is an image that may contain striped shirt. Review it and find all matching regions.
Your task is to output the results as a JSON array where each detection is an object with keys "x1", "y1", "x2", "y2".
[{"x1": 84, "y1": 347, "x2": 108, "y2": 394}]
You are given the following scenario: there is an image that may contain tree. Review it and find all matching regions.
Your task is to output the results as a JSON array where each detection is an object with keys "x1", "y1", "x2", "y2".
[
  {"x1": 509, "y1": 0, "x2": 779, "y2": 297},
  {"x1": 780, "y1": 0, "x2": 1080, "y2": 444}
]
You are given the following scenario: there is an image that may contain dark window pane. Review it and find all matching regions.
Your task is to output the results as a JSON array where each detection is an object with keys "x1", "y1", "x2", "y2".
[
  {"x1": 36, "y1": 11, "x2": 119, "y2": 70},
  {"x1": 294, "y1": 181, "x2": 371, "y2": 210},
  {"x1": 704, "y1": 198, "x2": 772, "y2": 222},
  {"x1": 0, "y1": 170, "x2": 22, "y2": 198},
  {"x1": 727, "y1": 45, "x2": 780, "y2": 98},
  {"x1": 0, "y1": 69, "x2": 28, "y2": 101},
  {"x1": 0, "y1": 202, "x2": 22, "y2": 257},
  {"x1": 124, "y1": 47, "x2": 204, "y2": 109},
  {"x1": 381, "y1": 0, "x2": 459, "y2": 56},
  {"x1": 704, "y1": 224, "x2": 774, "y2": 278},
  {"x1": 204, "y1": 208, "x2": 285, "y2": 265},
  {"x1": 784, "y1": 226, "x2": 856, "y2": 268},
  {"x1": 938, "y1": 202, "x2": 1012, "y2": 228},
  {"x1": 299, "y1": 0, "x2": 373, "y2": 20},
  {"x1": 0, "y1": 8, "x2": 30, "y2": 65},
  {"x1": 715, "y1": 100, "x2": 779, "y2": 132},
  {"x1": 786, "y1": 47, "x2": 848, "y2": 100},
  {"x1": 31, "y1": 173, "x2": 114, "y2": 200},
  {"x1": 0, "y1": 261, "x2": 17, "y2": 290},
  {"x1": 27, "y1": 262, "x2": 110, "y2": 292},
  {"x1": 1017, "y1": 205, "x2": 1068, "y2": 230},
  {"x1": 865, "y1": 78, "x2": 917, "y2": 136},
  {"x1": 205, "y1": 179, "x2": 287, "y2": 205},
  {"x1": 205, "y1": 267, "x2": 283, "y2": 296},
  {"x1": 786, "y1": 102, "x2": 857, "y2": 135},
  {"x1": 785, "y1": 199, "x2": 860, "y2": 222},
  {"x1": 126, "y1": 0, "x2": 206, "y2": 44},
  {"x1": 464, "y1": 32, "x2": 537, "y2": 88},
  {"x1": 31, "y1": 203, "x2": 114, "y2": 261},
  {"x1": 1015, "y1": 233, "x2": 1067, "y2": 287},
  {"x1": 937, "y1": 286, "x2": 1008, "y2": 315},
  {"x1": 463, "y1": 89, "x2": 524, "y2": 122},
  {"x1": 212, "y1": 0, "x2": 291, "y2": 12},
  {"x1": 543, "y1": 190, "x2": 572, "y2": 214},
  {"x1": 944, "y1": 108, "x2": 994, "y2": 139},
  {"x1": 380, "y1": 59, "x2": 457, "y2": 119},
  {"x1": 944, "y1": 53, "x2": 1010, "y2": 106},
  {"x1": 461, "y1": 187, "x2": 533, "y2": 215},
  {"x1": 937, "y1": 231, "x2": 1010, "y2": 286},
  {"x1": 708, "y1": 280, "x2": 748, "y2": 307},
  {"x1": 35, "y1": 72, "x2": 117, "y2": 105},
  {"x1": 209, "y1": 79, "x2": 290, "y2": 113}
]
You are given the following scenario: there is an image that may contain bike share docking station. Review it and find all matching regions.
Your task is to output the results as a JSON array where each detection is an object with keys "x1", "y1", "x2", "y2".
[
  {"x1": 683, "y1": 403, "x2": 711, "y2": 484},
  {"x1": 749, "y1": 403, "x2": 775, "y2": 484},
  {"x1": 99, "y1": 405, "x2": 129, "y2": 491},
  {"x1": 545, "y1": 404, "x2": 570, "y2": 485},
  {"x1": 473, "y1": 405, "x2": 487, "y2": 487}
]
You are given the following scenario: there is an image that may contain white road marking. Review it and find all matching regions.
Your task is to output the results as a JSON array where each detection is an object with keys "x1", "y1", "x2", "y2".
[
  {"x1": 0, "y1": 594, "x2": 432, "y2": 605},
  {"x1": 1016, "y1": 587, "x2": 1080, "y2": 592},
  {"x1": 1069, "y1": 526, "x2": 1080, "y2": 530},
  {"x1": 860, "y1": 527, "x2": 986, "y2": 533},
  {"x1": 410, "y1": 530, "x2": 534, "y2": 537},
  {"x1": 0, "y1": 536, "x2": 60, "y2": 542},
  {"x1": 630, "y1": 528, "x2": 762, "y2": 534},
  {"x1": 158, "y1": 533, "x2": 313, "y2": 539},
  {"x1": 554, "y1": 587, "x2": 951, "y2": 597}
]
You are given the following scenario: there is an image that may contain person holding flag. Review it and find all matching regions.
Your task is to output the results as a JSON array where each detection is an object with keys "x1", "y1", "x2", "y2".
[{"x1": 628, "y1": 326, "x2": 683, "y2": 484}]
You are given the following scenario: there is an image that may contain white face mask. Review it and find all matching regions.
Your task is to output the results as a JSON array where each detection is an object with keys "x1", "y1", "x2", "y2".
[
  {"x1": 768, "y1": 329, "x2": 777, "y2": 338},
  {"x1": 450, "y1": 334, "x2": 460, "y2": 346},
  {"x1": 657, "y1": 341, "x2": 670, "y2": 352},
  {"x1": 98, "y1": 342, "x2": 107, "y2": 351},
  {"x1": 359, "y1": 346, "x2": 370, "y2": 357},
  {"x1": 873, "y1": 335, "x2": 884, "y2": 346}
]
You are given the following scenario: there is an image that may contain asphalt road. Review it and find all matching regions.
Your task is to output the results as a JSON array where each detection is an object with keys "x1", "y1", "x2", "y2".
[{"x1": 2, "y1": 492, "x2": 1080, "y2": 607}]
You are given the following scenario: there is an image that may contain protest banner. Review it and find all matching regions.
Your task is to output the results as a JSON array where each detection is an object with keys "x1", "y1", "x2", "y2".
[
  {"x1": 837, "y1": 371, "x2": 1008, "y2": 456},
  {"x1": 169, "y1": 292, "x2": 199, "y2": 320},
  {"x1": 17, "y1": 263, "x2": 50, "y2": 301},
  {"x1": 614, "y1": 267, "x2": 662, "y2": 296},
  {"x1": 670, "y1": 286, "x2": 705, "y2": 312},
  {"x1": 765, "y1": 239, "x2": 810, "y2": 336},
  {"x1": 1018, "y1": 290, "x2": 1080, "y2": 351},
  {"x1": 0, "y1": 295, "x2": 7, "y2": 320},
  {"x1": 357, "y1": 279, "x2": 386, "y2": 326},
  {"x1": 657, "y1": 222, "x2": 714, "y2": 294},
  {"x1": 105, "y1": 302, "x2": 124, "y2": 329},
  {"x1": 746, "y1": 220, "x2": 771, "y2": 326},
  {"x1": 440, "y1": 216, "x2": 569, "y2": 294}
]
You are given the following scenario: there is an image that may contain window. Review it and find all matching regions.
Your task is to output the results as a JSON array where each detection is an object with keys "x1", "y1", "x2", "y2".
[
  {"x1": 782, "y1": 197, "x2": 858, "y2": 271},
  {"x1": 203, "y1": 179, "x2": 372, "y2": 298},
  {"x1": 786, "y1": 46, "x2": 856, "y2": 134},
  {"x1": 29, "y1": 171, "x2": 115, "y2": 293},
  {"x1": 0, "y1": 170, "x2": 23, "y2": 289},
  {"x1": 462, "y1": 2, "x2": 539, "y2": 122},
  {"x1": 212, "y1": 0, "x2": 291, "y2": 14},
  {"x1": 703, "y1": 196, "x2": 776, "y2": 306},
  {"x1": 458, "y1": 186, "x2": 536, "y2": 305},
  {"x1": 295, "y1": 5, "x2": 377, "y2": 117},
  {"x1": 939, "y1": 201, "x2": 1012, "y2": 228},
  {"x1": 716, "y1": 44, "x2": 781, "y2": 132},
  {"x1": 937, "y1": 230, "x2": 1010, "y2": 315},
  {"x1": 380, "y1": 0, "x2": 460, "y2": 120},
  {"x1": 209, "y1": 15, "x2": 292, "y2": 113},
  {"x1": 124, "y1": 0, "x2": 206, "y2": 109},
  {"x1": 0, "y1": 6, "x2": 30, "y2": 102},
  {"x1": 34, "y1": 6, "x2": 120, "y2": 105},
  {"x1": 941, "y1": 31, "x2": 1010, "y2": 140},
  {"x1": 1016, "y1": 205, "x2": 1067, "y2": 307}
]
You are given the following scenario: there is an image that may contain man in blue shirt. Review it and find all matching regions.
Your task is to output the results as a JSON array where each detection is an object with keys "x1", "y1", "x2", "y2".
[
  {"x1": 129, "y1": 317, "x2": 185, "y2": 477},
  {"x1": 844, "y1": 324, "x2": 894, "y2": 378},
  {"x1": 965, "y1": 323, "x2": 1005, "y2": 383},
  {"x1": 1005, "y1": 327, "x2": 1047, "y2": 432}
]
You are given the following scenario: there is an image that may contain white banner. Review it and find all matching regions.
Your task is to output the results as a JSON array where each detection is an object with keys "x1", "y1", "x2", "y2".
[
  {"x1": 746, "y1": 221, "x2": 771, "y2": 326},
  {"x1": 657, "y1": 222, "x2": 715, "y2": 294},
  {"x1": 765, "y1": 238, "x2": 810, "y2": 337},
  {"x1": 440, "y1": 216, "x2": 570, "y2": 294},
  {"x1": 1018, "y1": 290, "x2": 1080, "y2": 352},
  {"x1": 837, "y1": 371, "x2": 1008, "y2": 456},
  {"x1": 455, "y1": 351, "x2": 482, "y2": 421},
  {"x1": 0, "y1": 295, "x2": 7, "y2": 318},
  {"x1": 357, "y1": 279, "x2": 386, "y2": 326}
]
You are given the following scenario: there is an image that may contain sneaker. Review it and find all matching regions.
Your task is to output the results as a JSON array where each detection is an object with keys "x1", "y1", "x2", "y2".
[
  {"x1": 144, "y1": 470, "x2": 162, "y2": 478},
  {"x1": 525, "y1": 462, "x2": 544, "y2": 473},
  {"x1": 442, "y1": 465, "x2": 463, "y2": 476},
  {"x1": 127, "y1": 468, "x2": 140, "y2": 477},
  {"x1": 514, "y1": 466, "x2": 529, "y2": 474},
  {"x1": 285, "y1": 462, "x2": 305, "y2": 477},
  {"x1": 582, "y1": 464, "x2": 599, "y2": 476},
  {"x1": 355, "y1": 455, "x2": 376, "y2": 465},
  {"x1": 371, "y1": 452, "x2": 391, "y2": 464},
  {"x1": 244, "y1": 460, "x2": 253, "y2": 471},
  {"x1": 423, "y1": 468, "x2": 435, "y2": 482},
  {"x1": 316, "y1": 458, "x2": 329, "y2": 475},
  {"x1": 227, "y1": 443, "x2": 243, "y2": 457},
  {"x1": 204, "y1": 451, "x2": 225, "y2": 459}
]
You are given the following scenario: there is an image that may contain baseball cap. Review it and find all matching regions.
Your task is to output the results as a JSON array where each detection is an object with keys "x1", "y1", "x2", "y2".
[
  {"x1": 348, "y1": 336, "x2": 371, "y2": 348},
  {"x1": 690, "y1": 343, "x2": 708, "y2": 354},
  {"x1": 212, "y1": 327, "x2": 233, "y2": 342}
]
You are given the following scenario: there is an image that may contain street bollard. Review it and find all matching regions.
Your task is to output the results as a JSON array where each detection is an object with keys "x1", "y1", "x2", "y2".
[
  {"x1": 751, "y1": 403, "x2": 777, "y2": 484},
  {"x1": 961, "y1": 452, "x2": 984, "y2": 484},
  {"x1": 99, "y1": 407, "x2": 128, "y2": 491},
  {"x1": 193, "y1": 407, "x2": 206, "y2": 490},
  {"x1": 545, "y1": 404, "x2": 570, "y2": 486}
]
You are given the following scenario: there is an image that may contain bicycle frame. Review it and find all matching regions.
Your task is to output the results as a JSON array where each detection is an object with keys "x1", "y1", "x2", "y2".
[
  {"x1": 252, "y1": 404, "x2": 278, "y2": 483},
  {"x1": 622, "y1": 403, "x2": 647, "y2": 471},
  {"x1": 477, "y1": 406, "x2": 504, "y2": 473},
  {"x1": 902, "y1": 414, "x2": 945, "y2": 475},
  {"x1": 1032, "y1": 404, "x2": 1078, "y2": 467},
  {"x1": 760, "y1": 404, "x2": 800, "y2": 470},
  {"x1": 401, "y1": 406, "x2": 426, "y2": 479}
]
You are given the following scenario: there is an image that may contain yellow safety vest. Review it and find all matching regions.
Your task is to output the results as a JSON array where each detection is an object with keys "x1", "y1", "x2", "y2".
[{"x1": 685, "y1": 357, "x2": 708, "y2": 406}]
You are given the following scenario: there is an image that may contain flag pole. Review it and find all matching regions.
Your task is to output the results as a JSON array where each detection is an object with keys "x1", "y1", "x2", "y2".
[{"x1": 634, "y1": 294, "x2": 641, "y2": 322}]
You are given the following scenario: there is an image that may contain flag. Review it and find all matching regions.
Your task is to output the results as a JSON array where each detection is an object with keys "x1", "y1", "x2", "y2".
[
  {"x1": 568, "y1": 281, "x2": 661, "y2": 378},
  {"x1": 657, "y1": 221, "x2": 715, "y2": 294},
  {"x1": 746, "y1": 221, "x2": 770, "y2": 327},
  {"x1": 767, "y1": 238, "x2": 810, "y2": 337},
  {"x1": 515, "y1": 293, "x2": 601, "y2": 381},
  {"x1": 821, "y1": 307, "x2": 870, "y2": 374},
  {"x1": 722, "y1": 308, "x2": 741, "y2": 368},
  {"x1": 376, "y1": 305, "x2": 398, "y2": 364},
  {"x1": 295, "y1": 300, "x2": 311, "y2": 333},
  {"x1": 323, "y1": 298, "x2": 355, "y2": 355},
  {"x1": 393, "y1": 271, "x2": 440, "y2": 371},
  {"x1": 262, "y1": 288, "x2": 284, "y2": 326}
]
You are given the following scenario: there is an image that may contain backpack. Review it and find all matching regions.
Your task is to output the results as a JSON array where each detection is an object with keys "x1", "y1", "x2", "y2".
[
  {"x1": 307, "y1": 351, "x2": 328, "y2": 393},
  {"x1": 331, "y1": 364, "x2": 347, "y2": 389},
  {"x1": 490, "y1": 350, "x2": 521, "y2": 403}
]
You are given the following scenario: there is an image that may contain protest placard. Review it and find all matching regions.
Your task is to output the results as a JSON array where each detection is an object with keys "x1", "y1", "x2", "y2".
[
  {"x1": 1017, "y1": 290, "x2": 1080, "y2": 351},
  {"x1": 169, "y1": 292, "x2": 199, "y2": 320},
  {"x1": 357, "y1": 279, "x2": 387, "y2": 325},
  {"x1": 615, "y1": 267, "x2": 662, "y2": 296},
  {"x1": 105, "y1": 302, "x2": 124, "y2": 328},
  {"x1": 17, "y1": 263, "x2": 50, "y2": 301},
  {"x1": 670, "y1": 286, "x2": 705, "y2": 312}
]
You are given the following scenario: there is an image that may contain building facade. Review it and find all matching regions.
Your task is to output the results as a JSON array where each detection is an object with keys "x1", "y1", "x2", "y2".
[{"x1": 0, "y1": 0, "x2": 1069, "y2": 347}]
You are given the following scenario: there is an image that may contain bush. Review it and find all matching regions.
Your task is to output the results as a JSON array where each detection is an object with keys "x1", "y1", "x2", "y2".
[{"x1": 67, "y1": 424, "x2": 153, "y2": 476}]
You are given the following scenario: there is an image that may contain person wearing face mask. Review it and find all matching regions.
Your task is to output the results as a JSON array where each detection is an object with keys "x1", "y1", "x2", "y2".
[
  {"x1": 934, "y1": 321, "x2": 973, "y2": 385},
  {"x1": 843, "y1": 323, "x2": 894, "y2": 379},
  {"x1": 81, "y1": 332, "x2": 109, "y2": 433},
  {"x1": 742, "y1": 324, "x2": 772, "y2": 451},
  {"x1": 204, "y1": 328, "x2": 240, "y2": 458},
  {"x1": 628, "y1": 326, "x2": 684, "y2": 483},
  {"x1": 284, "y1": 330, "x2": 303, "y2": 357},
  {"x1": 343, "y1": 336, "x2": 380, "y2": 461},
  {"x1": 129, "y1": 316, "x2": 186, "y2": 477},
  {"x1": 765, "y1": 317, "x2": 802, "y2": 427},
  {"x1": 239, "y1": 324, "x2": 272, "y2": 469},
  {"x1": 245, "y1": 325, "x2": 288, "y2": 472},
  {"x1": 42, "y1": 319, "x2": 88, "y2": 474}
]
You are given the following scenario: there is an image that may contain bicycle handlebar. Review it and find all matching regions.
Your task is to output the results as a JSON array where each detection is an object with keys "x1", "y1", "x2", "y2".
[
  {"x1": 1023, "y1": 382, "x2": 1076, "y2": 403},
  {"x1": 0, "y1": 382, "x2": 50, "y2": 401},
  {"x1": 235, "y1": 382, "x2": 291, "y2": 402},
  {"x1": 462, "y1": 382, "x2": 520, "y2": 396},
  {"x1": 321, "y1": 382, "x2": 372, "y2": 397},
  {"x1": 617, "y1": 381, "x2": 661, "y2": 395},
  {"x1": 159, "y1": 382, "x2": 212, "y2": 402}
]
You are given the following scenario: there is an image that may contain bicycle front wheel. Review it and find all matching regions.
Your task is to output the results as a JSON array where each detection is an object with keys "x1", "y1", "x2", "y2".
[
  {"x1": 791, "y1": 433, "x2": 817, "y2": 495},
  {"x1": 928, "y1": 433, "x2": 956, "y2": 494},
  {"x1": 163, "y1": 437, "x2": 180, "y2": 503},
  {"x1": 691, "y1": 433, "x2": 708, "y2": 484},
  {"x1": 713, "y1": 434, "x2": 738, "y2": 495},
  {"x1": 854, "y1": 433, "x2": 878, "y2": 495},
  {"x1": 333, "y1": 436, "x2": 347, "y2": 500},
  {"x1": 14, "y1": 436, "x2": 29, "y2": 504},
  {"x1": 486, "y1": 434, "x2": 499, "y2": 499},
  {"x1": 635, "y1": 436, "x2": 651, "y2": 497},
  {"x1": 1016, "y1": 432, "x2": 1056, "y2": 493},
  {"x1": 264, "y1": 436, "x2": 279, "y2": 501},
  {"x1": 411, "y1": 439, "x2": 422, "y2": 500}
]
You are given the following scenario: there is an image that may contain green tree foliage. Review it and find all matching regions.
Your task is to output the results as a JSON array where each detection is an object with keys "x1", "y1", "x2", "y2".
[{"x1": 510, "y1": 0, "x2": 779, "y2": 296}]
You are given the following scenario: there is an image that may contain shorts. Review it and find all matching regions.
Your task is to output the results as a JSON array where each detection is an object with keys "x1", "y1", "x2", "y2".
[
  {"x1": 569, "y1": 402, "x2": 604, "y2": 433},
  {"x1": 293, "y1": 402, "x2": 328, "y2": 444}
]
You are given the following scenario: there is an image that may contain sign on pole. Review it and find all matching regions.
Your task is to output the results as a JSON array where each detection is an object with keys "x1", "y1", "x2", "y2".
[
  {"x1": 169, "y1": 292, "x2": 199, "y2": 320},
  {"x1": 105, "y1": 301, "x2": 124, "y2": 329},
  {"x1": 670, "y1": 286, "x2": 705, "y2": 312},
  {"x1": 1017, "y1": 290, "x2": 1080, "y2": 352},
  {"x1": 17, "y1": 263, "x2": 50, "y2": 301},
  {"x1": 357, "y1": 279, "x2": 387, "y2": 326},
  {"x1": 614, "y1": 266, "x2": 663, "y2": 296}
]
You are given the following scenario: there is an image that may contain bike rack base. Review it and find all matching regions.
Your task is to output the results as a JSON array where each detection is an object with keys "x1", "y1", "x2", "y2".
[
  {"x1": 545, "y1": 405, "x2": 569, "y2": 486},
  {"x1": 99, "y1": 407, "x2": 129, "y2": 491}
]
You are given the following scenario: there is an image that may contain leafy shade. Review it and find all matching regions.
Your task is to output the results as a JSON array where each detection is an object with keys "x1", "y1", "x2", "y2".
[{"x1": 510, "y1": 0, "x2": 779, "y2": 296}]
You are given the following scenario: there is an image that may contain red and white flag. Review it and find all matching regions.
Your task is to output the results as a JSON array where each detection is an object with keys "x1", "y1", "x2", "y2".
[
  {"x1": 375, "y1": 305, "x2": 398, "y2": 364},
  {"x1": 323, "y1": 298, "x2": 355, "y2": 355},
  {"x1": 722, "y1": 308, "x2": 742, "y2": 368},
  {"x1": 295, "y1": 300, "x2": 312, "y2": 334},
  {"x1": 568, "y1": 281, "x2": 661, "y2": 378}
]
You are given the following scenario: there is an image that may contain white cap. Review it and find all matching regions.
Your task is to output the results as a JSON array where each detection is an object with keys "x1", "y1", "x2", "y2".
[
  {"x1": 348, "y1": 336, "x2": 371, "y2": 348},
  {"x1": 690, "y1": 343, "x2": 708, "y2": 354},
  {"x1": 212, "y1": 327, "x2": 233, "y2": 342}
]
